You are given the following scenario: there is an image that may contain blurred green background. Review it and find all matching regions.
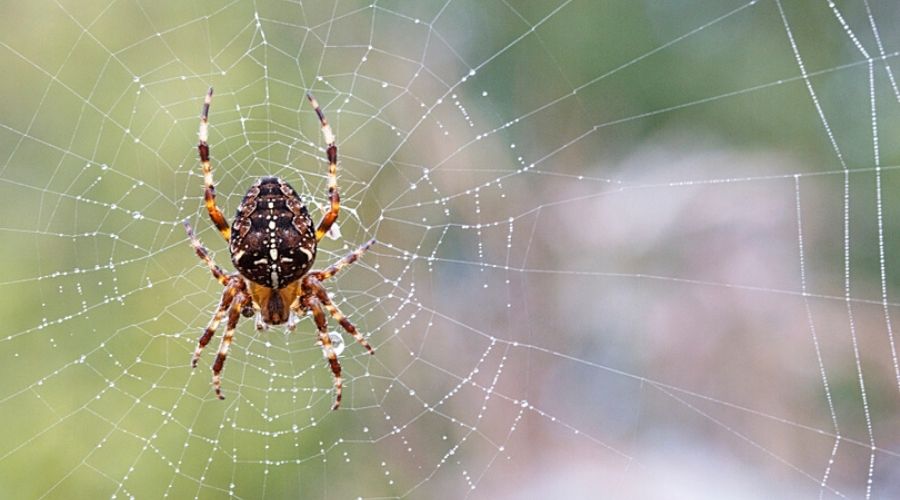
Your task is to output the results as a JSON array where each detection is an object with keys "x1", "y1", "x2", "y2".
[{"x1": 2, "y1": 0, "x2": 900, "y2": 498}]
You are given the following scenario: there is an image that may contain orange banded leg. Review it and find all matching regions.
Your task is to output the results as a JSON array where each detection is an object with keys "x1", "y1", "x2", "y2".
[
  {"x1": 307, "y1": 296, "x2": 343, "y2": 410},
  {"x1": 211, "y1": 292, "x2": 248, "y2": 399},
  {"x1": 306, "y1": 92, "x2": 340, "y2": 242},
  {"x1": 306, "y1": 276, "x2": 374, "y2": 354},
  {"x1": 192, "y1": 283, "x2": 240, "y2": 367},
  {"x1": 199, "y1": 88, "x2": 231, "y2": 242},
  {"x1": 312, "y1": 239, "x2": 376, "y2": 282},
  {"x1": 183, "y1": 219, "x2": 229, "y2": 285},
  {"x1": 322, "y1": 301, "x2": 373, "y2": 354}
]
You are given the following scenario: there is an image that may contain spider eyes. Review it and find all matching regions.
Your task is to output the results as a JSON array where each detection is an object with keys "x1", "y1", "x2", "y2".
[{"x1": 241, "y1": 305, "x2": 255, "y2": 318}]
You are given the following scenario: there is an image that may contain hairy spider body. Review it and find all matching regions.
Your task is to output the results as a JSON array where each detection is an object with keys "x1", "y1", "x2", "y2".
[
  {"x1": 230, "y1": 176, "x2": 316, "y2": 323},
  {"x1": 184, "y1": 88, "x2": 374, "y2": 409}
]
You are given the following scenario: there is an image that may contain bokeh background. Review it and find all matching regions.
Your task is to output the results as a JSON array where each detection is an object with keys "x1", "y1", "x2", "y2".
[{"x1": 2, "y1": 0, "x2": 900, "y2": 498}]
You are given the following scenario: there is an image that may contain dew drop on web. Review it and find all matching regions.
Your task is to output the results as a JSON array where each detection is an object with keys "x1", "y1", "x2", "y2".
[{"x1": 325, "y1": 331, "x2": 344, "y2": 357}]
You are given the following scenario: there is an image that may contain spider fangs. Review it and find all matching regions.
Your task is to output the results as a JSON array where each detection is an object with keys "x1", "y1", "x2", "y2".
[{"x1": 184, "y1": 88, "x2": 375, "y2": 409}]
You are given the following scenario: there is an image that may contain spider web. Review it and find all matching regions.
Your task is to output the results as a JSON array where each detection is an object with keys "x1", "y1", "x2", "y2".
[{"x1": 2, "y1": 0, "x2": 900, "y2": 497}]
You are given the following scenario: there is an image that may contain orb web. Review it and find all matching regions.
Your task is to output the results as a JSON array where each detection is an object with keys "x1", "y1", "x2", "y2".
[{"x1": 1, "y1": 0, "x2": 900, "y2": 498}]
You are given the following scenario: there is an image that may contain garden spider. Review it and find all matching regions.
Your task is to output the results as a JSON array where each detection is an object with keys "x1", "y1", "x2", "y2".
[{"x1": 184, "y1": 88, "x2": 375, "y2": 409}]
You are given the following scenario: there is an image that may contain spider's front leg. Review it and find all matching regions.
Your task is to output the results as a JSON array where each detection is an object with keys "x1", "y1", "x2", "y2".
[
  {"x1": 306, "y1": 295, "x2": 343, "y2": 409},
  {"x1": 183, "y1": 219, "x2": 249, "y2": 399},
  {"x1": 305, "y1": 275, "x2": 374, "y2": 354},
  {"x1": 192, "y1": 281, "x2": 240, "y2": 367},
  {"x1": 211, "y1": 291, "x2": 252, "y2": 399}
]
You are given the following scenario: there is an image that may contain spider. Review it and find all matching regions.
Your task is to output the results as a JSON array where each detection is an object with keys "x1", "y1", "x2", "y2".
[{"x1": 183, "y1": 88, "x2": 375, "y2": 409}]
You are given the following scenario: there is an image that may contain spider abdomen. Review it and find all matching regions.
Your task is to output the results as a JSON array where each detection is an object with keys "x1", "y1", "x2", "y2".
[{"x1": 229, "y1": 176, "x2": 316, "y2": 289}]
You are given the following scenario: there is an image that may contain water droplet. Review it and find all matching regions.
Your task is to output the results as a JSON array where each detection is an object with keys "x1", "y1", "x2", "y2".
[{"x1": 327, "y1": 332, "x2": 345, "y2": 357}]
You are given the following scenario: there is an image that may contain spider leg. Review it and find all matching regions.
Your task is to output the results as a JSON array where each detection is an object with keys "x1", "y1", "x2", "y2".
[
  {"x1": 286, "y1": 291, "x2": 309, "y2": 331},
  {"x1": 198, "y1": 87, "x2": 231, "y2": 242},
  {"x1": 312, "y1": 239, "x2": 376, "y2": 282},
  {"x1": 286, "y1": 307, "x2": 302, "y2": 331},
  {"x1": 307, "y1": 295, "x2": 343, "y2": 410},
  {"x1": 254, "y1": 310, "x2": 269, "y2": 331},
  {"x1": 212, "y1": 291, "x2": 250, "y2": 400},
  {"x1": 306, "y1": 92, "x2": 339, "y2": 242},
  {"x1": 192, "y1": 281, "x2": 241, "y2": 367},
  {"x1": 183, "y1": 219, "x2": 229, "y2": 285},
  {"x1": 306, "y1": 276, "x2": 374, "y2": 354}
]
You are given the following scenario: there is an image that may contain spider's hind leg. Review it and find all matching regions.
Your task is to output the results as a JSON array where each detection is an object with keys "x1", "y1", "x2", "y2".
[
  {"x1": 306, "y1": 92, "x2": 340, "y2": 242},
  {"x1": 198, "y1": 88, "x2": 231, "y2": 242}
]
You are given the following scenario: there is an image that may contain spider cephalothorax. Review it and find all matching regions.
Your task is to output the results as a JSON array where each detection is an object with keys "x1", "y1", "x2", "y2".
[{"x1": 184, "y1": 88, "x2": 374, "y2": 409}]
